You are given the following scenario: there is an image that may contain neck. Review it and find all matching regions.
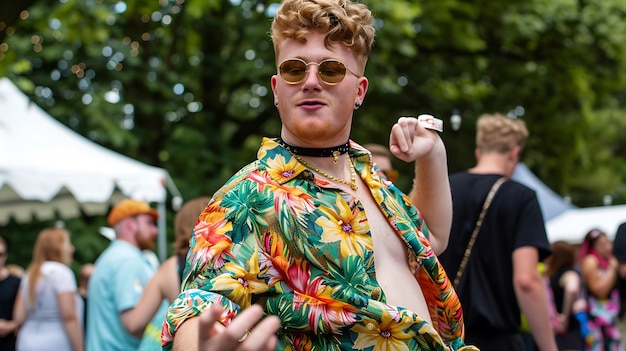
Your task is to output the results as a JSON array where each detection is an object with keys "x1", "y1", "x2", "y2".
[
  {"x1": 470, "y1": 155, "x2": 515, "y2": 177},
  {"x1": 277, "y1": 137, "x2": 350, "y2": 159},
  {"x1": 285, "y1": 148, "x2": 358, "y2": 191}
]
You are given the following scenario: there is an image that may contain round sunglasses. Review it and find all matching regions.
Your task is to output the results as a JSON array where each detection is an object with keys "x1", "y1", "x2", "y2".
[{"x1": 278, "y1": 58, "x2": 360, "y2": 85}]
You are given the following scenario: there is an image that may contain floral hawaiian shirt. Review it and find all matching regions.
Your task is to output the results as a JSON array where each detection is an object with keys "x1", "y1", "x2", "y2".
[{"x1": 162, "y1": 138, "x2": 477, "y2": 351}]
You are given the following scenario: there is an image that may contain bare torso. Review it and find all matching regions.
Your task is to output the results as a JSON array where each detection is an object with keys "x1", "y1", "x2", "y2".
[{"x1": 344, "y1": 177, "x2": 432, "y2": 324}]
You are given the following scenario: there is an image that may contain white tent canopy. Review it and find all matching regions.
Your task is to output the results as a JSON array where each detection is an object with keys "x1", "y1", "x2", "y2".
[
  {"x1": 546, "y1": 204, "x2": 626, "y2": 244},
  {"x1": 0, "y1": 77, "x2": 179, "y2": 259},
  {"x1": 510, "y1": 163, "x2": 626, "y2": 244},
  {"x1": 512, "y1": 162, "x2": 575, "y2": 222}
]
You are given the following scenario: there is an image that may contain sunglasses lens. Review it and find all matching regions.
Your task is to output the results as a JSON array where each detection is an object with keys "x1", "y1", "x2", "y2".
[
  {"x1": 279, "y1": 59, "x2": 349, "y2": 85},
  {"x1": 279, "y1": 59, "x2": 307, "y2": 84},
  {"x1": 318, "y1": 60, "x2": 347, "y2": 84}
]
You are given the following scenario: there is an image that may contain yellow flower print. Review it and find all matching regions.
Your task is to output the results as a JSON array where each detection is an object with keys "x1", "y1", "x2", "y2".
[
  {"x1": 351, "y1": 310, "x2": 415, "y2": 351},
  {"x1": 211, "y1": 253, "x2": 267, "y2": 309},
  {"x1": 316, "y1": 196, "x2": 372, "y2": 257},
  {"x1": 266, "y1": 154, "x2": 306, "y2": 183}
]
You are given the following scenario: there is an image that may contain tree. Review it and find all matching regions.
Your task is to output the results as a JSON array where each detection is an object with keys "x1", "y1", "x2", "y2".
[
  {"x1": 1, "y1": 0, "x2": 626, "y2": 268},
  {"x1": 0, "y1": 0, "x2": 38, "y2": 43}
]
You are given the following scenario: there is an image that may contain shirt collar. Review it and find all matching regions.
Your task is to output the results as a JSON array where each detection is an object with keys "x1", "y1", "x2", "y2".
[{"x1": 257, "y1": 137, "x2": 372, "y2": 185}]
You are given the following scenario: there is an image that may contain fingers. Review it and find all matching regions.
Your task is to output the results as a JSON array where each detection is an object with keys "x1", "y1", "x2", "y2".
[
  {"x1": 198, "y1": 304, "x2": 280, "y2": 351},
  {"x1": 389, "y1": 118, "x2": 410, "y2": 156},
  {"x1": 223, "y1": 304, "x2": 264, "y2": 343},
  {"x1": 389, "y1": 116, "x2": 440, "y2": 162},
  {"x1": 392, "y1": 117, "x2": 415, "y2": 152},
  {"x1": 198, "y1": 303, "x2": 226, "y2": 341},
  {"x1": 390, "y1": 117, "x2": 421, "y2": 161},
  {"x1": 239, "y1": 314, "x2": 280, "y2": 351}
]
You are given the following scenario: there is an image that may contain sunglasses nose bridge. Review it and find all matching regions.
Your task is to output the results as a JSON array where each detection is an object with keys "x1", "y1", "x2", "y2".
[{"x1": 302, "y1": 61, "x2": 323, "y2": 84}]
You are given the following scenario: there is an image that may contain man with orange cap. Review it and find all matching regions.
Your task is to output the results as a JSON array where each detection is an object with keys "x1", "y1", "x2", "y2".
[{"x1": 86, "y1": 199, "x2": 159, "y2": 351}]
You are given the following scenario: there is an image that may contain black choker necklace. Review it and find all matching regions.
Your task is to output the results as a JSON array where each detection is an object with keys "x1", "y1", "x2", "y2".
[{"x1": 277, "y1": 138, "x2": 350, "y2": 163}]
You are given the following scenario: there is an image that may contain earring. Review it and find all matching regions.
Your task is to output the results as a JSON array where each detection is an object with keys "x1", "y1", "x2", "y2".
[
  {"x1": 355, "y1": 101, "x2": 361, "y2": 108},
  {"x1": 274, "y1": 99, "x2": 278, "y2": 106}
]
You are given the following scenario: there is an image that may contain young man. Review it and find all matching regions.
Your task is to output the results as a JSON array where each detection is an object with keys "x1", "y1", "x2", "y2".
[
  {"x1": 86, "y1": 199, "x2": 159, "y2": 351},
  {"x1": 438, "y1": 113, "x2": 557, "y2": 351},
  {"x1": 163, "y1": 0, "x2": 477, "y2": 350}
]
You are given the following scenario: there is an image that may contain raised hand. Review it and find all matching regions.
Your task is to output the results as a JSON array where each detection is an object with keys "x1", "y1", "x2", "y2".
[{"x1": 389, "y1": 116, "x2": 442, "y2": 163}]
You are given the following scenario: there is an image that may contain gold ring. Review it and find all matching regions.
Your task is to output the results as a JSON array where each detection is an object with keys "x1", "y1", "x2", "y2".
[{"x1": 238, "y1": 330, "x2": 251, "y2": 343}]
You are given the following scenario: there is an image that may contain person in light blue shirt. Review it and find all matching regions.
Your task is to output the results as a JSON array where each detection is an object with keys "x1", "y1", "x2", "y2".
[{"x1": 86, "y1": 199, "x2": 159, "y2": 351}]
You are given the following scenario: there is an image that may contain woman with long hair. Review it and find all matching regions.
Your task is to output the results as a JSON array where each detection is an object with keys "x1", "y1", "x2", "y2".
[
  {"x1": 579, "y1": 228, "x2": 623, "y2": 351},
  {"x1": 13, "y1": 227, "x2": 83, "y2": 351}
]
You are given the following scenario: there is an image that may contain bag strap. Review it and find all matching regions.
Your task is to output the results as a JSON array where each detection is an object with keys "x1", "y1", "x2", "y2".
[{"x1": 453, "y1": 176, "x2": 507, "y2": 290}]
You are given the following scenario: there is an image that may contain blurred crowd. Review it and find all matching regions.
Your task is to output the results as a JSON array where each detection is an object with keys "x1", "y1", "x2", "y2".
[
  {"x1": 2, "y1": 111, "x2": 625, "y2": 351},
  {"x1": 0, "y1": 197, "x2": 209, "y2": 351},
  {"x1": 2, "y1": 203, "x2": 625, "y2": 351},
  {"x1": 0, "y1": 156, "x2": 625, "y2": 351},
  {"x1": 525, "y1": 224, "x2": 626, "y2": 351},
  {"x1": 1, "y1": 114, "x2": 625, "y2": 351}
]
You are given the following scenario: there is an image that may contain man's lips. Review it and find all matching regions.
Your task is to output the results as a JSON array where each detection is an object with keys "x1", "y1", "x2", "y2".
[{"x1": 298, "y1": 100, "x2": 325, "y2": 107}]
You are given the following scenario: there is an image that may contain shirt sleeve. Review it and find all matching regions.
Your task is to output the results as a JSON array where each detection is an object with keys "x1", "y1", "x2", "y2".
[
  {"x1": 113, "y1": 256, "x2": 151, "y2": 313},
  {"x1": 45, "y1": 262, "x2": 77, "y2": 294},
  {"x1": 513, "y1": 188, "x2": 552, "y2": 260},
  {"x1": 161, "y1": 192, "x2": 267, "y2": 349}
]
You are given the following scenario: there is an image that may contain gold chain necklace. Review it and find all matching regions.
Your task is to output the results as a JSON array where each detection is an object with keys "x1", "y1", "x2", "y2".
[{"x1": 292, "y1": 153, "x2": 358, "y2": 191}]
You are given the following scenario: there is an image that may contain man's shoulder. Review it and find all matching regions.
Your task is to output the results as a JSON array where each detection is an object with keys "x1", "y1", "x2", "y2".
[
  {"x1": 94, "y1": 242, "x2": 143, "y2": 268},
  {"x1": 212, "y1": 160, "x2": 269, "y2": 199},
  {"x1": 450, "y1": 172, "x2": 535, "y2": 193},
  {"x1": 449, "y1": 172, "x2": 503, "y2": 191},
  {"x1": 231, "y1": 160, "x2": 262, "y2": 179},
  {"x1": 104, "y1": 240, "x2": 141, "y2": 254},
  {"x1": 449, "y1": 171, "x2": 496, "y2": 184},
  {"x1": 500, "y1": 178, "x2": 538, "y2": 198}
]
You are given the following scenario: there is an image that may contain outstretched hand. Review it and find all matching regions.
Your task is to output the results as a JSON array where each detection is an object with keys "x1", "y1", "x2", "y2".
[
  {"x1": 198, "y1": 304, "x2": 280, "y2": 351},
  {"x1": 389, "y1": 117, "x2": 441, "y2": 163}
]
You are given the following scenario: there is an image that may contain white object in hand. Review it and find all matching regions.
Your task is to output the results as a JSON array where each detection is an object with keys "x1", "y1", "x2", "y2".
[{"x1": 417, "y1": 114, "x2": 443, "y2": 132}]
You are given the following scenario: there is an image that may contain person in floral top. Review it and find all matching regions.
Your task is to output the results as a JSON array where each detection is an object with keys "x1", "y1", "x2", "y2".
[{"x1": 162, "y1": 0, "x2": 479, "y2": 350}]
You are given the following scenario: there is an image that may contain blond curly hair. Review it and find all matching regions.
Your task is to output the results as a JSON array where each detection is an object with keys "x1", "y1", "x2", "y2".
[
  {"x1": 476, "y1": 113, "x2": 529, "y2": 153},
  {"x1": 271, "y1": 0, "x2": 375, "y2": 72}
]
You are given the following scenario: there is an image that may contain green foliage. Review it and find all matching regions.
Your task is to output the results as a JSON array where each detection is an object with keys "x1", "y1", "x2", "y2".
[{"x1": 1, "y1": 0, "x2": 626, "y2": 264}]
